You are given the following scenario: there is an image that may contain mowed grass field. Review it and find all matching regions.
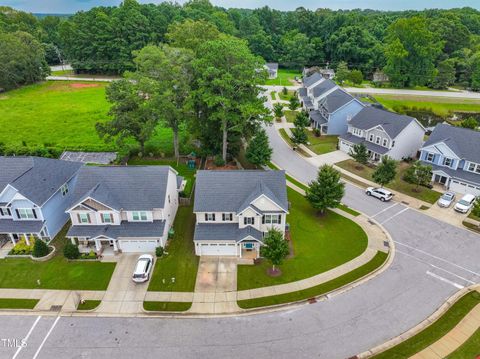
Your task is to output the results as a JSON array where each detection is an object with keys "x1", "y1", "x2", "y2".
[{"x1": 0, "y1": 81, "x2": 180, "y2": 154}]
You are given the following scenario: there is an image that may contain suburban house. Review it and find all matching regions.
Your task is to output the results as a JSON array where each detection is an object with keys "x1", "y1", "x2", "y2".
[
  {"x1": 339, "y1": 106, "x2": 425, "y2": 161},
  {"x1": 193, "y1": 170, "x2": 288, "y2": 258},
  {"x1": 66, "y1": 166, "x2": 181, "y2": 255},
  {"x1": 298, "y1": 72, "x2": 364, "y2": 135},
  {"x1": 0, "y1": 156, "x2": 82, "y2": 247},
  {"x1": 303, "y1": 66, "x2": 335, "y2": 80},
  {"x1": 265, "y1": 63, "x2": 278, "y2": 79},
  {"x1": 420, "y1": 123, "x2": 480, "y2": 196}
]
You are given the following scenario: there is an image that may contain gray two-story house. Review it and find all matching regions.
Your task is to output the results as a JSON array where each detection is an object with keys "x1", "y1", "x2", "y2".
[
  {"x1": 420, "y1": 123, "x2": 480, "y2": 196},
  {"x1": 339, "y1": 106, "x2": 425, "y2": 161},
  {"x1": 0, "y1": 156, "x2": 82, "y2": 247}
]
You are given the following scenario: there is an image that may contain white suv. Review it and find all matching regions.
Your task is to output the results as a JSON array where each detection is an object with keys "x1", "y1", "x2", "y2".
[
  {"x1": 132, "y1": 254, "x2": 154, "y2": 283},
  {"x1": 366, "y1": 187, "x2": 394, "y2": 202},
  {"x1": 454, "y1": 194, "x2": 477, "y2": 213}
]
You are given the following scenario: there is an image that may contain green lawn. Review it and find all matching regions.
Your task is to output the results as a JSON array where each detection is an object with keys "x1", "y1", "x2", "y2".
[
  {"x1": 264, "y1": 69, "x2": 302, "y2": 86},
  {"x1": 148, "y1": 205, "x2": 199, "y2": 292},
  {"x1": 372, "y1": 291, "x2": 480, "y2": 359},
  {"x1": 278, "y1": 90, "x2": 296, "y2": 101},
  {"x1": 143, "y1": 301, "x2": 192, "y2": 312},
  {"x1": 128, "y1": 157, "x2": 197, "y2": 197},
  {"x1": 237, "y1": 188, "x2": 368, "y2": 290},
  {"x1": 77, "y1": 300, "x2": 101, "y2": 310},
  {"x1": 0, "y1": 225, "x2": 116, "y2": 290},
  {"x1": 447, "y1": 328, "x2": 480, "y2": 358},
  {"x1": 278, "y1": 129, "x2": 312, "y2": 157},
  {"x1": 306, "y1": 132, "x2": 338, "y2": 155},
  {"x1": 0, "y1": 81, "x2": 188, "y2": 155},
  {"x1": 0, "y1": 298, "x2": 39, "y2": 309},
  {"x1": 284, "y1": 110, "x2": 298, "y2": 123},
  {"x1": 374, "y1": 94, "x2": 480, "y2": 118},
  {"x1": 238, "y1": 251, "x2": 387, "y2": 309},
  {"x1": 336, "y1": 159, "x2": 442, "y2": 204}
]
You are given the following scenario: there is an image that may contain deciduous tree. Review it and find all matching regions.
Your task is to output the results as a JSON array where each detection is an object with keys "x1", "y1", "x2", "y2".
[
  {"x1": 372, "y1": 156, "x2": 397, "y2": 187},
  {"x1": 260, "y1": 229, "x2": 289, "y2": 273},
  {"x1": 305, "y1": 165, "x2": 345, "y2": 214}
]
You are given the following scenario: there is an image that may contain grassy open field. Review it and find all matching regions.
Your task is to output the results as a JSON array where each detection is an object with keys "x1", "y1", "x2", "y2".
[
  {"x1": 237, "y1": 188, "x2": 368, "y2": 290},
  {"x1": 374, "y1": 94, "x2": 480, "y2": 118},
  {"x1": 264, "y1": 69, "x2": 302, "y2": 86},
  {"x1": 0, "y1": 81, "x2": 186, "y2": 155}
]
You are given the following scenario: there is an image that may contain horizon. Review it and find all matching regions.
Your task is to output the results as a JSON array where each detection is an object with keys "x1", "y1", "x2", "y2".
[{"x1": 2, "y1": 0, "x2": 480, "y2": 14}]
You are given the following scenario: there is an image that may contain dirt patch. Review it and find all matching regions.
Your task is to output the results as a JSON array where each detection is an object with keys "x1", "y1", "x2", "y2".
[
  {"x1": 70, "y1": 83, "x2": 100, "y2": 89},
  {"x1": 204, "y1": 158, "x2": 238, "y2": 170},
  {"x1": 0, "y1": 95, "x2": 8, "y2": 100},
  {"x1": 266, "y1": 267, "x2": 282, "y2": 277}
]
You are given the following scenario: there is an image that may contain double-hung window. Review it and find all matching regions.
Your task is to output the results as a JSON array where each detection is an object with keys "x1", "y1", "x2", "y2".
[
  {"x1": 382, "y1": 138, "x2": 388, "y2": 147},
  {"x1": 17, "y1": 208, "x2": 35, "y2": 219},
  {"x1": 132, "y1": 211, "x2": 148, "y2": 221},
  {"x1": 78, "y1": 213, "x2": 90, "y2": 224},
  {"x1": 263, "y1": 215, "x2": 281, "y2": 224},
  {"x1": 101, "y1": 213, "x2": 114, "y2": 224},
  {"x1": 443, "y1": 157, "x2": 453, "y2": 167},
  {"x1": 61, "y1": 184, "x2": 69, "y2": 196},
  {"x1": 369, "y1": 134, "x2": 374, "y2": 142},
  {"x1": 205, "y1": 213, "x2": 215, "y2": 221},
  {"x1": 244, "y1": 217, "x2": 254, "y2": 225},
  {"x1": 375, "y1": 136, "x2": 381, "y2": 145},
  {"x1": 0, "y1": 207, "x2": 11, "y2": 217},
  {"x1": 222, "y1": 213, "x2": 233, "y2": 221},
  {"x1": 426, "y1": 153, "x2": 434, "y2": 162}
]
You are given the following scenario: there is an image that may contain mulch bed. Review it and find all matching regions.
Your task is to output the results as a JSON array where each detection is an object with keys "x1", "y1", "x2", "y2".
[{"x1": 266, "y1": 267, "x2": 282, "y2": 277}]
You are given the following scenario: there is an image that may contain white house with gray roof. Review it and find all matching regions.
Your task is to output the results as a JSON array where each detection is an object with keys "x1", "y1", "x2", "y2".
[
  {"x1": 66, "y1": 166, "x2": 181, "y2": 255},
  {"x1": 298, "y1": 73, "x2": 364, "y2": 135},
  {"x1": 420, "y1": 123, "x2": 480, "y2": 196},
  {"x1": 265, "y1": 63, "x2": 278, "y2": 79},
  {"x1": 339, "y1": 106, "x2": 425, "y2": 162},
  {"x1": 193, "y1": 170, "x2": 288, "y2": 258},
  {"x1": 0, "y1": 156, "x2": 82, "y2": 247}
]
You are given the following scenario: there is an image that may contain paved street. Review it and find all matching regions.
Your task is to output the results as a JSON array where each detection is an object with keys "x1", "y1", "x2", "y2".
[{"x1": 0, "y1": 126, "x2": 479, "y2": 359}]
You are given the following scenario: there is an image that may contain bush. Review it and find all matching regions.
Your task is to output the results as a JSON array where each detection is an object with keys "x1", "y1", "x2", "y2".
[
  {"x1": 313, "y1": 128, "x2": 321, "y2": 137},
  {"x1": 402, "y1": 166, "x2": 416, "y2": 184},
  {"x1": 33, "y1": 239, "x2": 50, "y2": 258},
  {"x1": 80, "y1": 250, "x2": 97, "y2": 260},
  {"x1": 9, "y1": 236, "x2": 35, "y2": 255},
  {"x1": 63, "y1": 242, "x2": 80, "y2": 259},
  {"x1": 214, "y1": 155, "x2": 225, "y2": 167},
  {"x1": 155, "y1": 246, "x2": 164, "y2": 257},
  {"x1": 472, "y1": 199, "x2": 480, "y2": 218}
]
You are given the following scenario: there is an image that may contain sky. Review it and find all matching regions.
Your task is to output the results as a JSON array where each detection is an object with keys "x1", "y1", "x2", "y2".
[{"x1": 2, "y1": 0, "x2": 480, "y2": 14}]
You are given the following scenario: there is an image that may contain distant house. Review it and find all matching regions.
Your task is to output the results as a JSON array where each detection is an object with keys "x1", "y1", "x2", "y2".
[
  {"x1": 298, "y1": 72, "x2": 364, "y2": 135},
  {"x1": 419, "y1": 123, "x2": 480, "y2": 196},
  {"x1": 193, "y1": 170, "x2": 288, "y2": 259},
  {"x1": 265, "y1": 63, "x2": 279, "y2": 79},
  {"x1": 303, "y1": 66, "x2": 335, "y2": 80},
  {"x1": 0, "y1": 157, "x2": 82, "y2": 247},
  {"x1": 66, "y1": 166, "x2": 181, "y2": 255},
  {"x1": 373, "y1": 70, "x2": 389, "y2": 84},
  {"x1": 339, "y1": 106, "x2": 425, "y2": 162}
]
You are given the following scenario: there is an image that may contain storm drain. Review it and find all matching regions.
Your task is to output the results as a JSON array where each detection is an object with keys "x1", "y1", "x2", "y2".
[
  {"x1": 50, "y1": 305, "x2": 62, "y2": 311},
  {"x1": 384, "y1": 241, "x2": 390, "y2": 248},
  {"x1": 307, "y1": 298, "x2": 317, "y2": 304}
]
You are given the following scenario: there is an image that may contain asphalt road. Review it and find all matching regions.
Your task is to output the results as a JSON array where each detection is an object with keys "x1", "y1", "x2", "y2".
[{"x1": 0, "y1": 127, "x2": 479, "y2": 359}]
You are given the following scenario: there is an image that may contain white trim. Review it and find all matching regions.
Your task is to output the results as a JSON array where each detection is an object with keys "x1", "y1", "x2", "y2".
[
  {"x1": 237, "y1": 193, "x2": 288, "y2": 215},
  {"x1": 66, "y1": 196, "x2": 119, "y2": 213}
]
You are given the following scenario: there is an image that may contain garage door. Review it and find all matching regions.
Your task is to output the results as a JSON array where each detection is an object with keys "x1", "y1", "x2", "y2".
[
  {"x1": 339, "y1": 141, "x2": 352, "y2": 154},
  {"x1": 118, "y1": 239, "x2": 158, "y2": 253},
  {"x1": 199, "y1": 243, "x2": 237, "y2": 256},
  {"x1": 450, "y1": 180, "x2": 480, "y2": 196}
]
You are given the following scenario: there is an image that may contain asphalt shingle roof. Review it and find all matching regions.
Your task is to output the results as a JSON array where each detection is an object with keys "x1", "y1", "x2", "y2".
[
  {"x1": 349, "y1": 106, "x2": 419, "y2": 139},
  {"x1": 194, "y1": 170, "x2": 288, "y2": 213},
  {"x1": 423, "y1": 123, "x2": 480, "y2": 164},
  {"x1": 69, "y1": 166, "x2": 172, "y2": 211},
  {"x1": 303, "y1": 72, "x2": 324, "y2": 88},
  {"x1": 422, "y1": 162, "x2": 480, "y2": 186},
  {"x1": 312, "y1": 79, "x2": 337, "y2": 98},
  {"x1": 318, "y1": 89, "x2": 355, "y2": 113},
  {"x1": 67, "y1": 220, "x2": 166, "y2": 239},
  {"x1": 309, "y1": 110, "x2": 328, "y2": 125},
  {"x1": 339, "y1": 133, "x2": 390, "y2": 155},
  {"x1": 265, "y1": 63, "x2": 278, "y2": 71},
  {"x1": 0, "y1": 219, "x2": 45, "y2": 233},
  {"x1": 193, "y1": 223, "x2": 263, "y2": 243},
  {"x1": 0, "y1": 157, "x2": 83, "y2": 206}
]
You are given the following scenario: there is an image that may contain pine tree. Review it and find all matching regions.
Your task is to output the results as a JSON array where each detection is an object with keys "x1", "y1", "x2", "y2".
[
  {"x1": 246, "y1": 129, "x2": 273, "y2": 167},
  {"x1": 305, "y1": 165, "x2": 345, "y2": 214}
]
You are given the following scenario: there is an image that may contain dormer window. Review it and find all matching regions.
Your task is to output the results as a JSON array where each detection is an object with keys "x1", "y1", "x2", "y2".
[
  {"x1": 78, "y1": 213, "x2": 90, "y2": 223},
  {"x1": 426, "y1": 153, "x2": 434, "y2": 162},
  {"x1": 132, "y1": 211, "x2": 148, "y2": 221},
  {"x1": 205, "y1": 213, "x2": 215, "y2": 221},
  {"x1": 443, "y1": 157, "x2": 453, "y2": 167},
  {"x1": 17, "y1": 208, "x2": 36, "y2": 219},
  {"x1": 61, "y1": 184, "x2": 69, "y2": 196},
  {"x1": 382, "y1": 138, "x2": 388, "y2": 147},
  {"x1": 0, "y1": 207, "x2": 12, "y2": 217},
  {"x1": 222, "y1": 213, "x2": 233, "y2": 221},
  {"x1": 101, "y1": 213, "x2": 113, "y2": 223},
  {"x1": 375, "y1": 136, "x2": 381, "y2": 145},
  {"x1": 369, "y1": 134, "x2": 374, "y2": 142},
  {"x1": 244, "y1": 217, "x2": 255, "y2": 225}
]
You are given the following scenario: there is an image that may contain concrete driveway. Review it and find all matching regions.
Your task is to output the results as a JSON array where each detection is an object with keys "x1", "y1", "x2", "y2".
[
  {"x1": 97, "y1": 254, "x2": 150, "y2": 314},
  {"x1": 194, "y1": 257, "x2": 237, "y2": 292}
]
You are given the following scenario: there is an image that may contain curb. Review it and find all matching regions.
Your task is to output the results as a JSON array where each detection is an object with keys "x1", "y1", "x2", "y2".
[{"x1": 357, "y1": 285, "x2": 479, "y2": 358}]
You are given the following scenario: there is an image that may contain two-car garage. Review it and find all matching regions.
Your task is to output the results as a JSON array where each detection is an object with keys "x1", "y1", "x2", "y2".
[
  {"x1": 118, "y1": 239, "x2": 160, "y2": 253},
  {"x1": 195, "y1": 242, "x2": 237, "y2": 256},
  {"x1": 449, "y1": 180, "x2": 480, "y2": 197}
]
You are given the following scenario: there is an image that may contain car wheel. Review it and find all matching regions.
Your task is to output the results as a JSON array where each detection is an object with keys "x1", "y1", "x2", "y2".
[
  {"x1": 380, "y1": 197, "x2": 385, "y2": 202},
  {"x1": 366, "y1": 191, "x2": 371, "y2": 196}
]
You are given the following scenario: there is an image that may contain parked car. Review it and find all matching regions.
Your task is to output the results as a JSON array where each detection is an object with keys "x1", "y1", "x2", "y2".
[
  {"x1": 132, "y1": 254, "x2": 154, "y2": 283},
  {"x1": 437, "y1": 191, "x2": 456, "y2": 208},
  {"x1": 366, "y1": 187, "x2": 393, "y2": 202},
  {"x1": 454, "y1": 194, "x2": 477, "y2": 213}
]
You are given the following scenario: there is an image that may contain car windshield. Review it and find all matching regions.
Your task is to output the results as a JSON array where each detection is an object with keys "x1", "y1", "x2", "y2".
[
  {"x1": 441, "y1": 193, "x2": 453, "y2": 200},
  {"x1": 458, "y1": 200, "x2": 471, "y2": 206}
]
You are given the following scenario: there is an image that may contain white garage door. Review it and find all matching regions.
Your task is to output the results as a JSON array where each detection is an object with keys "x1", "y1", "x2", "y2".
[
  {"x1": 450, "y1": 180, "x2": 480, "y2": 196},
  {"x1": 339, "y1": 140, "x2": 352, "y2": 154},
  {"x1": 119, "y1": 239, "x2": 158, "y2": 253},
  {"x1": 199, "y1": 243, "x2": 237, "y2": 256}
]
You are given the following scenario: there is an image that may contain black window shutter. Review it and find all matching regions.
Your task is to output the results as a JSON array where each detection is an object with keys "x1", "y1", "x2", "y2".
[
  {"x1": 0, "y1": 208, "x2": 3, "y2": 216},
  {"x1": 7, "y1": 208, "x2": 11, "y2": 216},
  {"x1": 87, "y1": 214, "x2": 91, "y2": 223},
  {"x1": 222, "y1": 214, "x2": 225, "y2": 221},
  {"x1": 244, "y1": 217, "x2": 247, "y2": 225},
  {"x1": 32, "y1": 209, "x2": 37, "y2": 219},
  {"x1": 262, "y1": 216, "x2": 265, "y2": 224},
  {"x1": 278, "y1": 215, "x2": 282, "y2": 223},
  {"x1": 251, "y1": 217, "x2": 254, "y2": 225},
  {"x1": 205, "y1": 213, "x2": 208, "y2": 221},
  {"x1": 212, "y1": 214, "x2": 215, "y2": 221},
  {"x1": 15, "y1": 209, "x2": 20, "y2": 218},
  {"x1": 77, "y1": 214, "x2": 81, "y2": 223}
]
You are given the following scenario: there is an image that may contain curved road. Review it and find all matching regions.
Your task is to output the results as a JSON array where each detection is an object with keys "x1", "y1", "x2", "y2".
[{"x1": 1, "y1": 128, "x2": 480, "y2": 359}]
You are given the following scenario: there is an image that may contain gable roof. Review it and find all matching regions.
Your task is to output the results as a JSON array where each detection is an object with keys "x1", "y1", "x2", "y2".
[
  {"x1": 194, "y1": 170, "x2": 288, "y2": 213},
  {"x1": 69, "y1": 166, "x2": 173, "y2": 211},
  {"x1": 318, "y1": 88, "x2": 356, "y2": 113},
  {"x1": 350, "y1": 106, "x2": 420, "y2": 139},
  {"x1": 423, "y1": 123, "x2": 480, "y2": 163},
  {"x1": 303, "y1": 72, "x2": 324, "y2": 88},
  {"x1": 265, "y1": 63, "x2": 278, "y2": 71},
  {"x1": 0, "y1": 156, "x2": 83, "y2": 206},
  {"x1": 312, "y1": 79, "x2": 337, "y2": 98}
]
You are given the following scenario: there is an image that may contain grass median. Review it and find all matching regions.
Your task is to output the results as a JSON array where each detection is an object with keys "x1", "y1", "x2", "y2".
[
  {"x1": 0, "y1": 298, "x2": 39, "y2": 309},
  {"x1": 143, "y1": 301, "x2": 192, "y2": 312}
]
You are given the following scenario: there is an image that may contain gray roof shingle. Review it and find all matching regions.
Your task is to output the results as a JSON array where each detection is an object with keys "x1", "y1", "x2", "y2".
[
  {"x1": 422, "y1": 162, "x2": 480, "y2": 186},
  {"x1": 423, "y1": 123, "x2": 480, "y2": 164},
  {"x1": 0, "y1": 219, "x2": 45, "y2": 233},
  {"x1": 69, "y1": 166, "x2": 173, "y2": 211},
  {"x1": 193, "y1": 223, "x2": 263, "y2": 243},
  {"x1": 303, "y1": 72, "x2": 324, "y2": 88},
  {"x1": 312, "y1": 79, "x2": 337, "y2": 98},
  {"x1": 350, "y1": 106, "x2": 420, "y2": 139},
  {"x1": 265, "y1": 63, "x2": 278, "y2": 71},
  {"x1": 339, "y1": 133, "x2": 390, "y2": 155},
  {"x1": 194, "y1": 170, "x2": 288, "y2": 213},
  {"x1": 67, "y1": 220, "x2": 166, "y2": 239},
  {"x1": 318, "y1": 89, "x2": 356, "y2": 113},
  {"x1": 310, "y1": 110, "x2": 328, "y2": 125},
  {"x1": 0, "y1": 157, "x2": 83, "y2": 206}
]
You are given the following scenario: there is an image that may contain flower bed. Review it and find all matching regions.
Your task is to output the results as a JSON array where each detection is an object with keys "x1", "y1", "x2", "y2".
[{"x1": 8, "y1": 236, "x2": 35, "y2": 255}]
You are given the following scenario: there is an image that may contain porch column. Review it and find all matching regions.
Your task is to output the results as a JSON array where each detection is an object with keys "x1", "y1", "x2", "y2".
[
  {"x1": 112, "y1": 240, "x2": 118, "y2": 252},
  {"x1": 238, "y1": 244, "x2": 242, "y2": 258},
  {"x1": 24, "y1": 235, "x2": 30, "y2": 246},
  {"x1": 95, "y1": 240, "x2": 101, "y2": 252},
  {"x1": 9, "y1": 234, "x2": 16, "y2": 245},
  {"x1": 70, "y1": 237, "x2": 76, "y2": 245}
]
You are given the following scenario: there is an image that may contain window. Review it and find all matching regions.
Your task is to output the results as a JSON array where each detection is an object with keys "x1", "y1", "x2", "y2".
[
  {"x1": 382, "y1": 138, "x2": 388, "y2": 147},
  {"x1": 61, "y1": 184, "x2": 69, "y2": 196},
  {"x1": 375, "y1": 136, "x2": 381, "y2": 145},
  {"x1": 132, "y1": 211, "x2": 148, "y2": 221},
  {"x1": 426, "y1": 153, "x2": 434, "y2": 162},
  {"x1": 0, "y1": 207, "x2": 11, "y2": 217},
  {"x1": 205, "y1": 213, "x2": 215, "y2": 221},
  {"x1": 352, "y1": 128, "x2": 361, "y2": 136},
  {"x1": 101, "y1": 213, "x2": 113, "y2": 223},
  {"x1": 17, "y1": 208, "x2": 35, "y2": 219},
  {"x1": 443, "y1": 157, "x2": 453, "y2": 167},
  {"x1": 263, "y1": 215, "x2": 281, "y2": 224},
  {"x1": 369, "y1": 134, "x2": 374, "y2": 142},
  {"x1": 168, "y1": 195, "x2": 171, "y2": 204},
  {"x1": 78, "y1": 213, "x2": 90, "y2": 224},
  {"x1": 392, "y1": 141, "x2": 395, "y2": 147},
  {"x1": 222, "y1": 213, "x2": 233, "y2": 221},
  {"x1": 467, "y1": 162, "x2": 480, "y2": 173},
  {"x1": 244, "y1": 217, "x2": 255, "y2": 225}
]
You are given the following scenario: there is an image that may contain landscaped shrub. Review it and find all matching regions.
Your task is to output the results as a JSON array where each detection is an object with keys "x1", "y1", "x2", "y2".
[
  {"x1": 214, "y1": 155, "x2": 225, "y2": 167},
  {"x1": 32, "y1": 239, "x2": 50, "y2": 258},
  {"x1": 80, "y1": 250, "x2": 97, "y2": 260},
  {"x1": 63, "y1": 242, "x2": 80, "y2": 259},
  {"x1": 9, "y1": 236, "x2": 35, "y2": 255},
  {"x1": 156, "y1": 246, "x2": 164, "y2": 257},
  {"x1": 472, "y1": 199, "x2": 480, "y2": 218}
]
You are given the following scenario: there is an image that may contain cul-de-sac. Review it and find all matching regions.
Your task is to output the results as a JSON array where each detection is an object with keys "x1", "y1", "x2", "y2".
[{"x1": 1, "y1": 1, "x2": 480, "y2": 358}]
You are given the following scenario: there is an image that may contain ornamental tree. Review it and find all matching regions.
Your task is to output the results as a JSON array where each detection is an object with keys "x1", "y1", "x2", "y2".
[
  {"x1": 305, "y1": 165, "x2": 345, "y2": 214},
  {"x1": 260, "y1": 229, "x2": 289, "y2": 273}
]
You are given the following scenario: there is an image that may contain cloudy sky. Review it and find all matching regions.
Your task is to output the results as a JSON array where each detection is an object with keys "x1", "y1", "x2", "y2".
[{"x1": 2, "y1": 0, "x2": 480, "y2": 14}]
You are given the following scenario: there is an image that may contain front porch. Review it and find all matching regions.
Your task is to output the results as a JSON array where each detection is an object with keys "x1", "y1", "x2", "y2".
[
  {"x1": 72, "y1": 236, "x2": 119, "y2": 256},
  {"x1": 239, "y1": 241, "x2": 260, "y2": 259}
]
